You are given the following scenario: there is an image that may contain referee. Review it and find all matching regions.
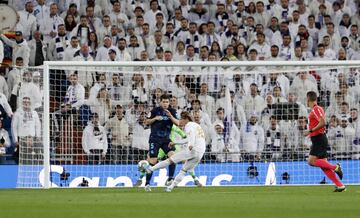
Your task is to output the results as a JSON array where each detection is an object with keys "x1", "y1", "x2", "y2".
[{"x1": 304, "y1": 91, "x2": 345, "y2": 192}]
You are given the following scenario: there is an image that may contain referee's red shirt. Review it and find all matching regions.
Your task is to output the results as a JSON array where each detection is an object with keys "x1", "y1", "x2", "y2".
[{"x1": 308, "y1": 104, "x2": 326, "y2": 137}]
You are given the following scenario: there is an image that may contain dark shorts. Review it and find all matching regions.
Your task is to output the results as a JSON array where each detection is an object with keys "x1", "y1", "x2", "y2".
[
  {"x1": 310, "y1": 134, "x2": 330, "y2": 158},
  {"x1": 148, "y1": 138, "x2": 174, "y2": 158}
]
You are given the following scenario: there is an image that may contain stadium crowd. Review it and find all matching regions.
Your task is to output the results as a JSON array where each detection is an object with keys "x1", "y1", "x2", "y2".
[{"x1": 1, "y1": 0, "x2": 360, "y2": 164}]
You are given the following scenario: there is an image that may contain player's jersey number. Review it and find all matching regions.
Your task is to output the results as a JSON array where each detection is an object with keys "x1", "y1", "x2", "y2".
[{"x1": 197, "y1": 127, "x2": 205, "y2": 139}]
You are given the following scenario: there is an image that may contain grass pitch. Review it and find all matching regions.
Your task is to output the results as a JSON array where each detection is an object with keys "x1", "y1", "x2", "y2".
[{"x1": 0, "y1": 186, "x2": 359, "y2": 218}]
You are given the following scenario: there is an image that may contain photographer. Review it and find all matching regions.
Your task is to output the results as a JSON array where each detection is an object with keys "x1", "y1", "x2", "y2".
[{"x1": 82, "y1": 113, "x2": 108, "y2": 164}]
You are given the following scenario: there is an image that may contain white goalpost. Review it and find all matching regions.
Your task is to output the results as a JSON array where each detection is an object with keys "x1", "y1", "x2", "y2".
[{"x1": 15, "y1": 60, "x2": 360, "y2": 188}]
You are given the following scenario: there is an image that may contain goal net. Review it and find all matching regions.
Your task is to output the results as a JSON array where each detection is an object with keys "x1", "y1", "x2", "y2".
[{"x1": 15, "y1": 61, "x2": 360, "y2": 188}]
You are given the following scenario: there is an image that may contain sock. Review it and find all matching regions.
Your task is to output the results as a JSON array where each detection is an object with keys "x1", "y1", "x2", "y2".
[
  {"x1": 145, "y1": 163, "x2": 154, "y2": 186},
  {"x1": 189, "y1": 171, "x2": 196, "y2": 179},
  {"x1": 151, "y1": 159, "x2": 171, "y2": 171},
  {"x1": 168, "y1": 163, "x2": 176, "y2": 179},
  {"x1": 170, "y1": 170, "x2": 186, "y2": 189},
  {"x1": 313, "y1": 159, "x2": 336, "y2": 170},
  {"x1": 322, "y1": 168, "x2": 343, "y2": 187}
]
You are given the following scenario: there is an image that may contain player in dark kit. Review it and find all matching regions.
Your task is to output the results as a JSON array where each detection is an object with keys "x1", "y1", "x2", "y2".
[
  {"x1": 142, "y1": 94, "x2": 179, "y2": 192},
  {"x1": 304, "y1": 91, "x2": 345, "y2": 192}
]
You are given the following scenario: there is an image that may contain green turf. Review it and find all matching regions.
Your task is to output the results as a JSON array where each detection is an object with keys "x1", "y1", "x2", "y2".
[{"x1": 0, "y1": 186, "x2": 359, "y2": 218}]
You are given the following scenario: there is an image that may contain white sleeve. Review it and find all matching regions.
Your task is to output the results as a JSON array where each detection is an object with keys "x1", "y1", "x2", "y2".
[
  {"x1": 72, "y1": 85, "x2": 85, "y2": 108},
  {"x1": 0, "y1": 34, "x2": 17, "y2": 48},
  {"x1": 257, "y1": 127, "x2": 265, "y2": 152},
  {"x1": 1, "y1": 94, "x2": 12, "y2": 116},
  {"x1": 47, "y1": 40, "x2": 56, "y2": 61},
  {"x1": 0, "y1": 40, "x2": 3, "y2": 63},
  {"x1": 82, "y1": 128, "x2": 90, "y2": 154},
  {"x1": 33, "y1": 85, "x2": 42, "y2": 109},
  {"x1": 12, "y1": 112, "x2": 19, "y2": 143},
  {"x1": 34, "y1": 112, "x2": 42, "y2": 138},
  {"x1": 3, "y1": 130, "x2": 11, "y2": 147},
  {"x1": 22, "y1": 44, "x2": 30, "y2": 66},
  {"x1": 101, "y1": 128, "x2": 108, "y2": 154}
]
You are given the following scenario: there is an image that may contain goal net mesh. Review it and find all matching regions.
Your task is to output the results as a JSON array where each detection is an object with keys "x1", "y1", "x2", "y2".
[{"x1": 16, "y1": 62, "x2": 360, "y2": 187}]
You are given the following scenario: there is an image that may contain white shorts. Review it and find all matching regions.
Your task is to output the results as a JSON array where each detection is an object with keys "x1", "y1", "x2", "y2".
[{"x1": 170, "y1": 149, "x2": 204, "y2": 172}]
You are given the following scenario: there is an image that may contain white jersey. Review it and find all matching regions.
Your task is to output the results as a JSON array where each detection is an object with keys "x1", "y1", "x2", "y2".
[{"x1": 183, "y1": 122, "x2": 206, "y2": 153}]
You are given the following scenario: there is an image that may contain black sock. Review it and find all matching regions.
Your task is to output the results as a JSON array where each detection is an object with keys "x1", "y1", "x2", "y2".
[
  {"x1": 168, "y1": 163, "x2": 176, "y2": 179},
  {"x1": 145, "y1": 164, "x2": 154, "y2": 185}
]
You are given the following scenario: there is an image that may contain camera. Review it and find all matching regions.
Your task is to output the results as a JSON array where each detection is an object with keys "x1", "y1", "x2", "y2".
[
  {"x1": 282, "y1": 172, "x2": 290, "y2": 184},
  {"x1": 80, "y1": 178, "x2": 89, "y2": 187},
  {"x1": 247, "y1": 165, "x2": 259, "y2": 178},
  {"x1": 60, "y1": 169, "x2": 70, "y2": 181}
]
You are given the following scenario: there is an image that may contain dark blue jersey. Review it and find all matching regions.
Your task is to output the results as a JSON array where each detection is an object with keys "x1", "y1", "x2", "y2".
[{"x1": 147, "y1": 107, "x2": 177, "y2": 140}]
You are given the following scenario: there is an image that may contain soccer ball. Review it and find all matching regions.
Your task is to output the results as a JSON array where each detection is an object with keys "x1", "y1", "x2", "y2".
[{"x1": 138, "y1": 160, "x2": 149, "y2": 172}]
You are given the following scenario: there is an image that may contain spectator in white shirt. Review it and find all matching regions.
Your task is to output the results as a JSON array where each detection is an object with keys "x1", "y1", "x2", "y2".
[
  {"x1": 290, "y1": 71, "x2": 319, "y2": 106},
  {"x1": 97, "y1": 15, "x2": 113, "y2": 44},
  {"x1": 128, "y1": 35, "x2": 143, "y2": 60},
  {"x1": 243, "y1": 83, "x2": 266, "y2": 119},
  {"x1": 63, "y1": 36, "x2": 80, "y2": 61},
  {"x1": 40, "y1": 3, "x2": 65, "y2": 43},
  {"x1": 6, "y1": 58, "x2": 23, "y2": 97},
  {"x1": 116, "y1": 38, "x2": 132, "y2": 61},
  {"x1": 279, "y1": 34, "x2": 293, "y2": 60},
  {"x1": 239, "y1": 113, "x2": 265, "y2": 161},
  {"x1": 82, "y1": 112, "x2": 108, "y2": 164},
  {"x1": 109, "y1": 1, "x2": 129, "y2": 35},
  {"x1": 70, "y1": 15, "x2": 90, "y2": 45},
  {"x1": 188, "y1": 0, "x2": 210, "y2": 26},
  {"x1": 169, "y1": 75, "x2": 188, "y2": 109},
  {"x1": 11, "y1": 71, "x2": 42, "y2": 111},
  {"x1": 47, "y1": 24, "x2": 69, "y2": 61},
  {"x1": 198, "y1": 83, "x2": 216, "y2": 122},
  {"x1": 108, "y1": 73, "x2": 132, "y2": 106},
  {"x1": 0, "y1": 32, "x2": 30, "y2": 66},
  {"x1": 106, "y1": 105, "x2": 130, "y2": 164},
  {"x1": 64, "y1": 73, "x2": 85, "y2": 110},
  {"x1": 95, "y1": 36, "x2": 119, "y2": 61},
  {"x1": 33, "y1": 0, "x2": 50, "y2": 32},
  {"x1": 12, "y1": 97, "x2": 41, "y2": 156},
  {"x1": 211, "y1": 122, "x2": 240, "y2": 163},
  {"x1": 328, "y1": 116, "x2": 355, "y2": 159},
  {"x1": 85, "y1": 5, "x2": 102, "y2": 33},
  {"x1": 248, "y1": 32, "x2": 271, "y2": 60},
  {"x1": 73, "y1": 44, "x2": 95, "y2": 89},
  {"x1": 152, "y1": 12, "x2": 166, "y2": 34},
  {"x1": 144, "y1": 0, "x2": 165, "y2": 28},
  {"x1": 28, "y1": 31, "x2": 47, "y2": 66},
  {"x1": 254, "y1": 1, "x2": 270, "y2": 28},
  {"x1": 18, "y1": 1, "x2": 37, "y2": 40},
  {"x1": 288, "y1": 116, "x2": 311, "y2": 158},
  {"x1": 131, "y1": 112, "x2": 150, "y2": 161}
]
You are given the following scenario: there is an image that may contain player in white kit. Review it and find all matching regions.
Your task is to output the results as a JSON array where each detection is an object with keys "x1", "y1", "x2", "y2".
[{"x1": 143, "y1": 111, "x2": 206, "y2": 192}]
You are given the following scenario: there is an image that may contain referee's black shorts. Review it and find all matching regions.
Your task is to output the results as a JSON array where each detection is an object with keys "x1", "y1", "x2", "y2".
[{"x1": 310, "y1": 134, "x2": 330, "y2": 158}]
